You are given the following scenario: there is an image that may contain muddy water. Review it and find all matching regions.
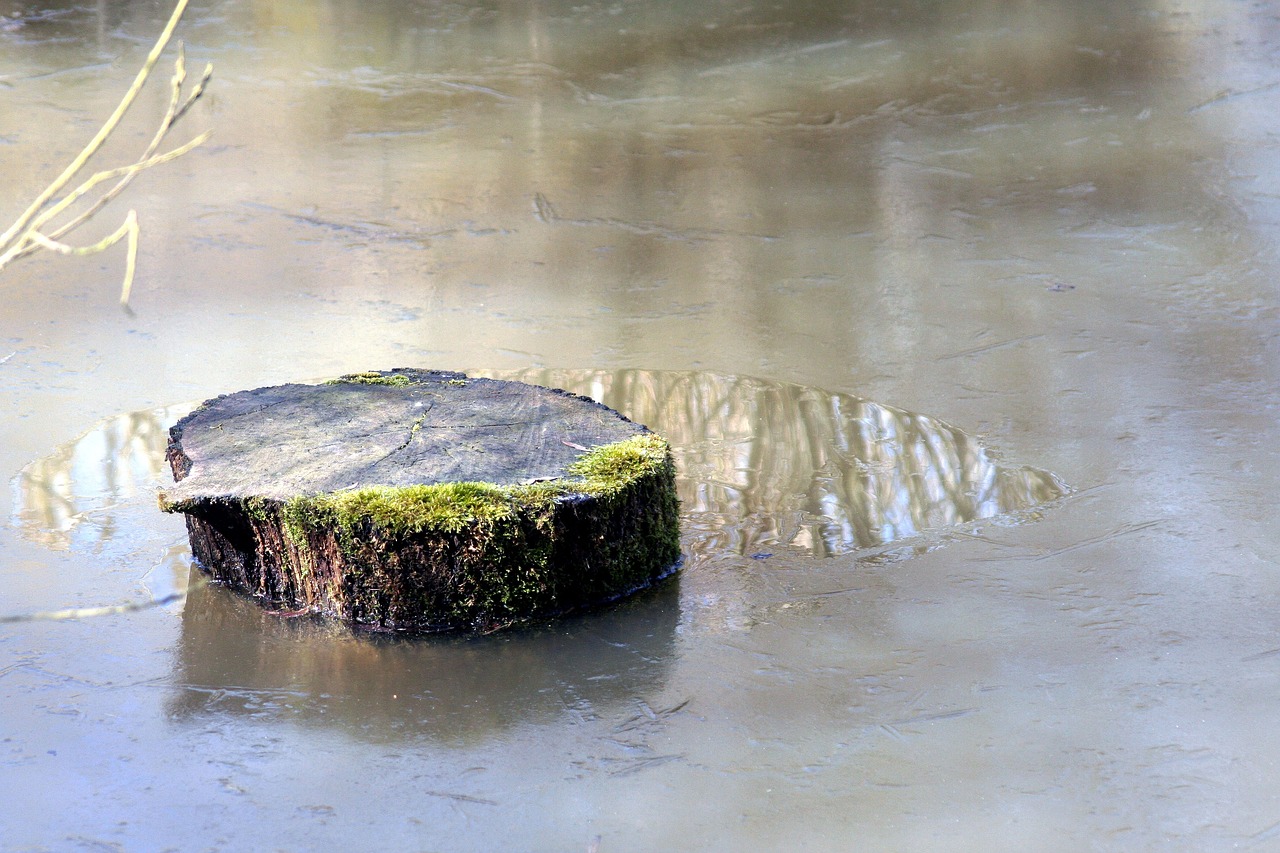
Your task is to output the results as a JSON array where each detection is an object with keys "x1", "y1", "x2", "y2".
[{"x1": 2, "y1": 0, "x2": 1279, "y2": 850}]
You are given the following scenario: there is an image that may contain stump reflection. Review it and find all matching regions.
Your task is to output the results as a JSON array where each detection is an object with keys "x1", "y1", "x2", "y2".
[{"x1": 166, "y1": 564, "x2": 681, "y2": 742}]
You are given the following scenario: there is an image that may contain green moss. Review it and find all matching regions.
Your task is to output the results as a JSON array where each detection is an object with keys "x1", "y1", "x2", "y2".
[
  {"x1": 569, "y1": 432, "x2": 670, "y2": 494},
  {"x1": 171, "y1": 431, "x2": 680, "y2": 632},
  {"x1": 326, "y1": 371, "x2": 414, "y2": 388},
  {"x1": 285, "y1": 432, "x2": 672, "y2": 538},
  {"x1": 244, "y1": 495, "x2": 273, "y2": 523},
  {"x1": 305, "y1": 480, "x2": 518, "y2": 536}
]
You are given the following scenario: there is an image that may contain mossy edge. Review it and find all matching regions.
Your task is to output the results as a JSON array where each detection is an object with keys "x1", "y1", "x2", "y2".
[
  {"x1": 285, "y1": 432, "x2": 671, "y2": 535},
  {"x1": 162, "y1": 432, "x2": 682, "y2": 633},
  {"x1": 324, "y1": 371, "x2": 416, "y2": 388}
]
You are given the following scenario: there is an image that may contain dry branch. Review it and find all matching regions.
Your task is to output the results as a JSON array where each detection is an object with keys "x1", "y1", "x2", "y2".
[{"x1": 0, "y1": 0, "x2": 211, "y2": 307}]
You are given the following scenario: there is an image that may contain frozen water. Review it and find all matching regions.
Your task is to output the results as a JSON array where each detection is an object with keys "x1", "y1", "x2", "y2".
[{"x1": 3, "y1": 1, "x2": 1280, "y2": 849}]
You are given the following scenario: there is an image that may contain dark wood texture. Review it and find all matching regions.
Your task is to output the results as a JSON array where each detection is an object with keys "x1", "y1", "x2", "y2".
[{"x1": 161, "y1": 369, "x2": 681, "y2": 632}]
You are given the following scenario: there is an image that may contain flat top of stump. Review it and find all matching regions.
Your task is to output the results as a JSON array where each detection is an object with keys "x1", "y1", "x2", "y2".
[{"x1": 162, "y1": 369, "x2": 649, "y2": 503}]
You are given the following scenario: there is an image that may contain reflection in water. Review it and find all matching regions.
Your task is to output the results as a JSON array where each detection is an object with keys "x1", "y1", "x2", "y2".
[
  {"x1": 168, "y1": 565, "x2": 680, "y2": 742},
  {"x1": 483, "y1": 369, "x2": 1069, "y2": 557},
  {"x1": 13, "y1": 371, "x2": 1066, "y2": 560},
  {"x1": 11, "y1": 403, "x2": 194, "y2": 551}
]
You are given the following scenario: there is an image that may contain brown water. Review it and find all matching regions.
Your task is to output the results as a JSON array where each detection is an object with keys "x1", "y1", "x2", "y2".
[{"x1": 3, "y1": 0, "x2": 1279, "y2": 850}]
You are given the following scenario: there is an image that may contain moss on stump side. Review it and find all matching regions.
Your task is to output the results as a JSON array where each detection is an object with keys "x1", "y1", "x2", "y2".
[
  {"x1": 159, "y1": 372, "x2": 682, "y2": 633},
  {"x1": 320, "y1": 437, "x2": 674, "y2": 631}
]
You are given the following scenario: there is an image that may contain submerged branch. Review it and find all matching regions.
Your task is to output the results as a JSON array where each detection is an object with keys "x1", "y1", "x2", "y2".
[
  {"x1": 0, "y1": 0, "x2": 211, "y2": 307},
  {"x1": 0, "y1": 577, "x2": 208, "y2": 624}
]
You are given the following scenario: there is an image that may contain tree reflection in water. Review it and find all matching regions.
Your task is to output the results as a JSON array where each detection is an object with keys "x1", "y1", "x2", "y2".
[
  {"x1": 12, "y1": 403, "x2": 194, "y2": 551},
  {"x1": 13, "y1": 371, "x2": 1066, "y2": 558},
  {"x1": 485, "y1": 369, "x2": 1069, "y2": 557}
]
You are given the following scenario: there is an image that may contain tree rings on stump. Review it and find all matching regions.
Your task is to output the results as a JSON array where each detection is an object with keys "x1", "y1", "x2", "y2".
[{"x1": 159, "y1": 369, "x2": 682, "y2": 633}]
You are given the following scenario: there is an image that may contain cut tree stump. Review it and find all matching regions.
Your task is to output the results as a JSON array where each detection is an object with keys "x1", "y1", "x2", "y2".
[{"x1": 159, "y1": 369, "x2": 682, "y2": 633}]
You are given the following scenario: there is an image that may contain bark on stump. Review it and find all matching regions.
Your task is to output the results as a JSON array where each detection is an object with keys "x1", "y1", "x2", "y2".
[{"x1": 159, "y1": 369, "x2": 682, "y2": 633}]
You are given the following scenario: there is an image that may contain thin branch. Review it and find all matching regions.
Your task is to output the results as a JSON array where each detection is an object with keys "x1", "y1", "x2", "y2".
[
  {"x1": 0, "y1": 131, "x2": 209, "y2": 273},
  {"x1": 26, "y1": 209, "x2": 139, "y2": 305},
  {"x1": 0, "y1": 0, "x2": 192, "y2": 253},
  {"x1": 173, "y1": 59, "x2": 214, "y2": 125},
  {"x1": 0, "y1": 0, "x2": 210, "y2": 307},
  {"x1": 26, "y1": 130, "x2": 210, "y2": 242},
  {"x1": 43, "y1": 43, "x2": 212, "y2": 247},
  {"x1": 0, "y1": 577, "x2": 208, "y2": 624}
]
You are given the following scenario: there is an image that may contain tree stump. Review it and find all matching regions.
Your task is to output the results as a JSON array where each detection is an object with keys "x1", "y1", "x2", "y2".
[{"x1": 159, "y1": 369, "x2": 682, "y2": 633}]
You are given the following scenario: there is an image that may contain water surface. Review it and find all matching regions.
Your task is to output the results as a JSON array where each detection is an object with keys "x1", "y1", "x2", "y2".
[{"x1": 3, "y1": 1, "x2": 1280, "y2": 850}]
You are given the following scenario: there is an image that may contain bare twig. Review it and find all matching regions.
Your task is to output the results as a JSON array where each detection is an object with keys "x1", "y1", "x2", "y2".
[
  {"x1": 42, "y1": 43, "x2": 213, "y2": 248},
  {"x1": 25, "y1": 131, "x2": 211, "y2": 237},
  {"x1": 27, "y1": 209, "x2": 139, "y2": 303},
  {"x1": 0, "y1": 0, "x2": 211, "y2": 307}
]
